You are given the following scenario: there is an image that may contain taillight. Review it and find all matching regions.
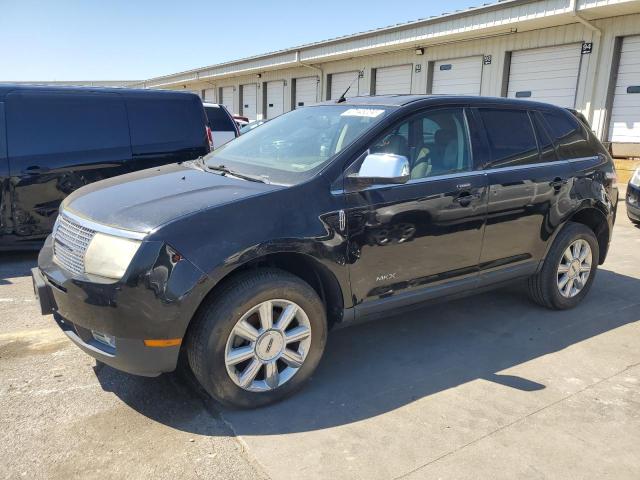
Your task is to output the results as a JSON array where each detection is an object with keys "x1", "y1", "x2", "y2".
[{"x1": 206, "y1": 126, "x2": 213, "y2": 148}]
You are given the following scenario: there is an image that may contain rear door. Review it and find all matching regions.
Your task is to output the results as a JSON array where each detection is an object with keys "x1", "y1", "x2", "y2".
[
  {"x1": 6, "y1": 90, "x2": 131, "y2": 239},
  {"x1": 474, "y1": 107, "x2": 573, "y2": 283}
]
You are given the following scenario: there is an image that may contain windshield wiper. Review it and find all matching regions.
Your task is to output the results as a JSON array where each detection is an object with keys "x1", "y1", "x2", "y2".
[{"x1": 204, "y1": 162, "x2": 269, "y2": 184}]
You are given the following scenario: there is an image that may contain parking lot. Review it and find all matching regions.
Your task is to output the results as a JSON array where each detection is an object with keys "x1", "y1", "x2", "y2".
[{"x1": 1, "y1": 194, "x2": 639, "y2": 480}]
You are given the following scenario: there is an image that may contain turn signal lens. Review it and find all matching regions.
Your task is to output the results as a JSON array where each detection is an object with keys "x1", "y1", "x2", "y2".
[{"x1": 144, "y1": 339, "x2": 182, "y2": 348}]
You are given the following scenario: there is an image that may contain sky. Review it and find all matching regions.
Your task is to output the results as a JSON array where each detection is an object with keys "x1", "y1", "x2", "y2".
[{"x1": 0, "y1": 0, "x2": 487, "y2": 81}]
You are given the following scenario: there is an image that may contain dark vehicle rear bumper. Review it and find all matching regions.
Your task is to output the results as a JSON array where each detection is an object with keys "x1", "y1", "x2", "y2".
[{"x1": 33, "y1": 237, "x2": 207, "y2": 377}]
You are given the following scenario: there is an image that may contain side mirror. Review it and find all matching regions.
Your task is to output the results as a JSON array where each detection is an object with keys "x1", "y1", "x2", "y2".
[{"x1": 347, "y1": 153, "x2": 410, "y2": 189}]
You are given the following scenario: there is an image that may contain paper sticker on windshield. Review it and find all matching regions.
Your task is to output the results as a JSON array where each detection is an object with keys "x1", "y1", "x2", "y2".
[{"x1": 341, "y1": 108, "x2": 385, "y2": 118}]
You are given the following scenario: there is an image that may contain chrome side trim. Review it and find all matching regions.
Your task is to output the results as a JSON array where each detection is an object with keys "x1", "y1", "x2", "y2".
[
  {"x1": 336, "y1": 157, "x2": 587, "y2": 194},
  {"x1": 61, "y1": 209, "x2": 148, "y2": 240}
]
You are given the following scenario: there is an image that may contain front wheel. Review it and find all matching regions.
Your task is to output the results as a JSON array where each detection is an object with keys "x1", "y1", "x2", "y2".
[
  {"x1": 528, "y1": 222, "x2": 599, "y2": 310},
  {"x1": 187, "y1": 269, "x2": 327, "y2": 408}
]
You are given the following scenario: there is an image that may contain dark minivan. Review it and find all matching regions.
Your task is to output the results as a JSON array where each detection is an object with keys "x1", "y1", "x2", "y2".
[
  {"x1": 33, "y1": 95, "x2": 618, "y2": 408},
  {"x1": 0, "y1": 85, "x2": 210, "y2": 250}
]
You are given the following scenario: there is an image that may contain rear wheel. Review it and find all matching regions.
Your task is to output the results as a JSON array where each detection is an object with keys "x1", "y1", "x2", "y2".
[
  {"x1": 528, "y1": 222, "x2": 599, "y2": 310},
  {"x1": 187, "y1": 269, "x2": 327, "y2": 408}
]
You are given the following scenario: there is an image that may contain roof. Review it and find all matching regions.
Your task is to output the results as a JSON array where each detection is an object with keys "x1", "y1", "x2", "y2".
[
  {"x1": 0, "y1": 83, "x2": 200, "y2": 99},
  {"x1": 318, "y1": 94, "x2": 568, "y2": 110}
]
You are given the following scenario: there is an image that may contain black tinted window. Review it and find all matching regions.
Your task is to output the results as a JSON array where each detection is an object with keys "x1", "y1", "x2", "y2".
[
  {"x1": 127, "y1": 95, "x2": 203, "y2": 152},
  {"x1": 532, "y1": 112, "x2": 558, "y2": 163},
  {"x1": 205, "y1": 106, "x2": 236, "y2": 132},
  {"x1": 542, "y1": 110, "x2": 593, "y2": 160},
  {"x1": 6, "y1": 92, "x2": 129, "y2": 157},
  {"x1": 479, "y1": 109, "x2": 538, "y2": 167}
]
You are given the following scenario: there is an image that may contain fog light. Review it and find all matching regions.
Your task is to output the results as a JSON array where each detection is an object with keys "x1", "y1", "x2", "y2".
[{"x1": 92, "y1": 330, "x2": 116, "y2": 349}]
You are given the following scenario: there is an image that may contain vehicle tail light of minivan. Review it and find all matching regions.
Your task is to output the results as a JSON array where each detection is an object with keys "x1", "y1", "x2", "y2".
[{"x1": 206, "y1": 126, "x2": 213, "y2": 148}]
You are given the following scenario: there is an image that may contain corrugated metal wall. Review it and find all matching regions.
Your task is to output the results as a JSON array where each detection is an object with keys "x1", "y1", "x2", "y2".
[{"x1": 163, "y1": 11, "x2": 640, "y2": 143}]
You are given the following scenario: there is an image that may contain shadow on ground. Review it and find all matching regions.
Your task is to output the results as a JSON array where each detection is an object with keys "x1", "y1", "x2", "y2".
[
  {"x1": 96, "y1": 268, "x2": 640, "y2": 436},
  {"x1": 0, "y1": 251, "x2": 39, "y2": 285}
]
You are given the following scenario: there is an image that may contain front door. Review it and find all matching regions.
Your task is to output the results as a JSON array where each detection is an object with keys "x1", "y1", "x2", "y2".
[{"x1": 345, "y1": 107, "x2": 488, "y2": 315}]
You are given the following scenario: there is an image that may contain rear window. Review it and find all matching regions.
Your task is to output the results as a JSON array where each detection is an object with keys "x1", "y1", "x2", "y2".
[
  {"x1": 6, "y1": 91, "x2": 129, "y2": 158},
  {"x1": 541, "y1": 110, "x2": 593, "y2": 160},
  {"x1": 478, "y1": 108, "x2": 539, "y2": 167},
  {"x1": 126, "y1": 95, "x2": 204, "y2": 153},
  {"x1": 204, "y1": 106, "x2": 236, "y2": 132}
]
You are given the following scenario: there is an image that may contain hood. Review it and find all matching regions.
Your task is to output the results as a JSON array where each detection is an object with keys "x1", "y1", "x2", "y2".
[{"x1": 62, "y1": 163, "x2": 282, "y2": 233}]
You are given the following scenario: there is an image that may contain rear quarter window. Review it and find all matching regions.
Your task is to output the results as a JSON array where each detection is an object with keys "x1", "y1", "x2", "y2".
[
  {"x1": 6, "y1": 91, "x2": 129, "y2": 159},
  {"x1": 542, "y1": 109, "x2": 594, "y2": 160},
  {"x1": 204, "y1": 106, "x2": 236, "y2": 132},
  {"x1": 126, "y1": 94, "x2": 205, "y2": 153}
]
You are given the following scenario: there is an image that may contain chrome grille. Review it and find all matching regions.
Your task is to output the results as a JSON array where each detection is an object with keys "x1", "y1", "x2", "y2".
[{"x1": 53, "y1": 213, "x2": 96, "y2": 275}]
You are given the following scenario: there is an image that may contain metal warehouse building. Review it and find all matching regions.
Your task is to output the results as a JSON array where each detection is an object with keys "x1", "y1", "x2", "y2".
[{"x1": 132, "y1": 0, "x2": 640, "y2": 164}]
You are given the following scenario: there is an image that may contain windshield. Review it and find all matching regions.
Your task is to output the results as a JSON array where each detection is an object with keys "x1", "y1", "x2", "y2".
[{"x1": 204, "y1": 105, "x2": 392, "y2": 185}]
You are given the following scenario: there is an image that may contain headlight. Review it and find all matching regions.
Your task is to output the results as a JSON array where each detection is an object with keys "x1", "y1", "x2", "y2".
[
  {"x1": 84, "y1": 233, "x2": 142, "y2": 279},
  {"x1": 630, "y1": 168, "x2": 640, "y2": 188}
]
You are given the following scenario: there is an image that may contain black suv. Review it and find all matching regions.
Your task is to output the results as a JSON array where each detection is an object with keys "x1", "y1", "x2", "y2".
[
  {"x1": 32, "y1": 95, "x2": 618, "y2": 408},
  {"x1": 0, "y1": 85, "x2": 210, "y2": 250}
]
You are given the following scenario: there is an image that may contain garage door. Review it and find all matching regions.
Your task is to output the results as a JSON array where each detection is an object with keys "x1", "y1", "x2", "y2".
[
  {"x1": 266, "y1": 81, "x2": 285, "y2": 119},
  {"x1": 203, "y1": 88, "x2": 215, "y2": 102},
  {"x1": 221, "y1": 86, "x2": 235, "y2": 114},
  {"x1": 294, "y1": 77, "x2": 318, "y2": 108},
  {"x1": 432, "y1": 56, "x2": 483, "y2": 95},
  {"x1": 507, "y1": 44, "x2": 582, "y2": 108},
  {"x1": 241, "y1": 84, "x2": 258, "y2": 120},
  {"x1": 330, "y1": 71, "x2": 360, "y2": 100},
  {"x1": 609, "y1": 35, "x2": 640, "y2": 145},
  {"x1": 375, "y1": 64, "x2": 413, "y2": 95}
]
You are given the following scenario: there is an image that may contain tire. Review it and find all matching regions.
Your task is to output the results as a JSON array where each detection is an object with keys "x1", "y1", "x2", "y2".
[
  {"x1": 186, "y1": 268, "x2": 327, "y2": 408},
  {"x1": 528, "y1": 222, "x2": 599, "y2": 310}
]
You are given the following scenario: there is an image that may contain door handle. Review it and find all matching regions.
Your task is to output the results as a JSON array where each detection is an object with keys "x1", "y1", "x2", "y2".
[
  {"x1": 24, "y1": 166, "x2": 50, "y2": 174},
  {"x1": 454, "y1": 191, "x2": 480, "y2": 206},
  {"x1": 549, "y1": 177, "x2": 568, "y2": 190}
]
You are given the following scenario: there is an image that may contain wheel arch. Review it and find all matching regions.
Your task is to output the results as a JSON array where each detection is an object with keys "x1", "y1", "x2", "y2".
[
  {"x1": 566, "y1": 206, "x2": 611, "y2": 264},
  {"x1": 184, "y1": 251, "x2": 346, "y2": 346}
]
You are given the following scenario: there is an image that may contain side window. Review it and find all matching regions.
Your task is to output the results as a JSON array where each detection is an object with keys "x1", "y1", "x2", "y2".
[
  {"x1": 127, "y1": 95, "x2": 202, "y2": 153},
  {"x1": 205, "y1": 106, "x2": 236, "y2": 132},
  {"x1": 369, "y1": 108, "x2": 471, "y2": 180},
  {"x1": 478, "y1": 108, "x2": 538, "y2": 168},
  {"x1": 542, "y1": 110, "x2": 593, "y2": 160},
  {"x1": 6, "y1": 92, "x2": 129, "y2": 159},
  {"x1": 532, "y1": 112, "x2": 559, "y2": 163}
]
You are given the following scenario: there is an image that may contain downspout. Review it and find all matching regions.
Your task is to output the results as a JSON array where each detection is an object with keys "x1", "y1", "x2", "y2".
[
  {"x1": 296, "y1": 50, "x2": 324, "y2": 101},
  {"x1": 569, "y1": 0, "x2": 602, "y2": 35},
  {"x1": 570, "y1": 0, "x2": 604, "y2": 134}
]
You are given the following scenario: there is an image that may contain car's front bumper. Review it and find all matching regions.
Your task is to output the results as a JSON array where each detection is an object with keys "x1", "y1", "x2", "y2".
[{"x1": 33, "y1": 236, "x2": 207, "y2": 377}]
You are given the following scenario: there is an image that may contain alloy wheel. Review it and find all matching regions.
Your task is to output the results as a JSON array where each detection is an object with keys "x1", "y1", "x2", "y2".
[
  {"x1": 224, "y1": 299, "x2": 312, "y2": 392},
  {"x1": 557, "y1": 239, "x2": 592, "y2": 298}
]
